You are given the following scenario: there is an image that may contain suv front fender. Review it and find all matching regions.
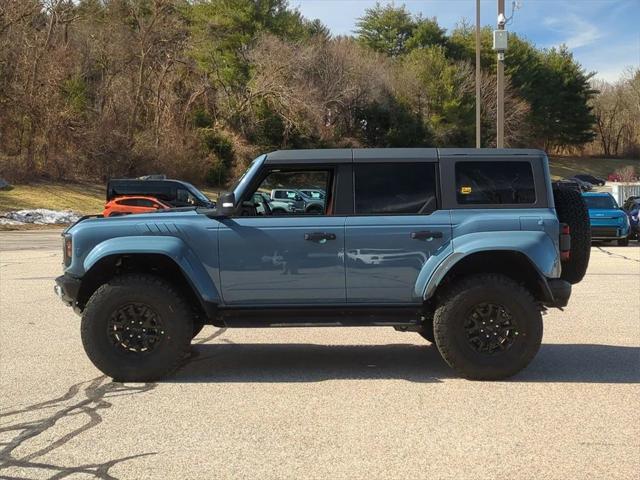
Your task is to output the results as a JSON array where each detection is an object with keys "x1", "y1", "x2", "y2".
[
  {"x1": 83, "y1": 236, "x2": 220, "y2": 306},
  {"x1": 420, "y1": 230, "x2": 560, "y2": 301}
]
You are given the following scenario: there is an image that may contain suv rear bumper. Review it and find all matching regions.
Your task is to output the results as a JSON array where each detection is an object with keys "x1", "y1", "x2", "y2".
[
  {"x1": 54, "y1": 274, "x2": 81, "y2": 311},
  {"x1": 544, "y1": 278, "x2": 571, "y2": 308}
]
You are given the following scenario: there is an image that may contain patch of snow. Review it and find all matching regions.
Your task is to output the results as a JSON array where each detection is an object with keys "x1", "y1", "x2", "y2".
[
  {"x1": 0, "y1": 209, "x2": 81, "y2": 225},
  {"x1": 0, "y1": 218, "x2": 24, "y2": 226}
]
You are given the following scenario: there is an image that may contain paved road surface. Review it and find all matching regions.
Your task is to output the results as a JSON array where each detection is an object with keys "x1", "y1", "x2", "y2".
[
  {"x1": 1, "y1": 231, "x2": 638, "y2": 479},
  {"x1": 0, "y1": 229, "x2": 63, "y2": 251}
]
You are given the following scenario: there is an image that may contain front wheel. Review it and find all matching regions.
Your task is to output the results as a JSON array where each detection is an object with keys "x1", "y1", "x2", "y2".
[
  {"x1": 433, "y1": 274, "x2": 542, "y2": 380},
  {"x1": 81, "y1": 274, "x2": 193, "y2": 382}
]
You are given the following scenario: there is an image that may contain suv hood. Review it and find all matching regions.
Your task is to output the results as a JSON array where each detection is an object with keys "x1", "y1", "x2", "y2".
[{"x1": 67, "y1": 208, "x2": 203, "y2": 233}]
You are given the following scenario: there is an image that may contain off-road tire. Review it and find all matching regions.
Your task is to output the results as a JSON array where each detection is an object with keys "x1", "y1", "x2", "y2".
[
  {"x1": 618, "y1": 237, "x2": 629, "y2": 246},
  {"x1": 81, "y1": 274, "x2": 193, "y2": 382},
  {"x1": 433, "y1": 274, "x2": 543, "y2": 380},
  {"x1": 553, "y1": 187, "x2": 591, "y2": 284}
]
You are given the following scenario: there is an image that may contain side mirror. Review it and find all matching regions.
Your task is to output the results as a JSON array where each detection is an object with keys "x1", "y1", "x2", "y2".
[{"x1": 217, "y1": 192, "x2": 235, "y2": 217}]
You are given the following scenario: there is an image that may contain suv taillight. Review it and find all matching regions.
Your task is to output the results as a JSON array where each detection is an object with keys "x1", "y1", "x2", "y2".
[
  {"x1": 560, "y1": 223, "x2": 571, "y2": 261},
  {"x1": 63, "y1": 234, "x2": 72, "y2": 266}
]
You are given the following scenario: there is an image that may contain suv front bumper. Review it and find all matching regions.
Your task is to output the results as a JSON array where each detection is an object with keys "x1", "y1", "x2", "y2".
[{"x1": 54, "y1": 274, "x2": 81, "y2": 311}]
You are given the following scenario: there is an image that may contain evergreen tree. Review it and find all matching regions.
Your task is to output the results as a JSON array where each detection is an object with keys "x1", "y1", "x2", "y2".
[{"x1": 355, "y1": 3, "x2": 446, "y2": 57}]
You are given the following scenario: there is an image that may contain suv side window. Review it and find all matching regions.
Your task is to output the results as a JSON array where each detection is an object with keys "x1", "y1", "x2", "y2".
[
  {"x1": 247, "y1": 170, "x2": 331, "y2": 216},
  {"x1": 354, "y1": 163, "x2": 437, "y2": 215},
  {"x1": 455, "y1": 161, "x2": 535, "y2": 205}
]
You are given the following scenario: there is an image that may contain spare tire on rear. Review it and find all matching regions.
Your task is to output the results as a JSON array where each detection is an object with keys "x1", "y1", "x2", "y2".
[{"x1": 553, "y1": 186, "x2": 591, "y2": 284}]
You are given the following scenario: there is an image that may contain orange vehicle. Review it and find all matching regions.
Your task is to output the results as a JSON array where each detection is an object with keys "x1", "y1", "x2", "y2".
[{"x1": 102, "y1": 196, "x2": 171, "y2": 217}]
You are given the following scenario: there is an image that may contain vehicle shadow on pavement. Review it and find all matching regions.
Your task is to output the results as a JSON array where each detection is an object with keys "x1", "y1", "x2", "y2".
[
  {"x1": 518, "y1": 344, "x2": 640, "y2": 383},
  {"x1": 172, "y1": 343, "x2": 453, "y2": 383},
  {"x1": 170, "y1": 342, "x2": 639, "y2": 384}
]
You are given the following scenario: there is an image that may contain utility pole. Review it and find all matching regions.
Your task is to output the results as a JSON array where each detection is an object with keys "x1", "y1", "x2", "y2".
[
  {"x1": 496, "y1": 0, "x2": 505, "y2": 148},
  {"x1": 475, "y1": 0, "x2": 481, "y2": 148}
]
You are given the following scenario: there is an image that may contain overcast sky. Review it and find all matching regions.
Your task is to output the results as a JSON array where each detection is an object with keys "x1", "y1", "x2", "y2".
[{"x1": 294, "y1": 0, "x2": 640, "y2": 82}]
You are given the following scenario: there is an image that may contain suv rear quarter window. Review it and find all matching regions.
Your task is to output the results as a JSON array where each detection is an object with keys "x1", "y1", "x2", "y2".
[{"x1": 455, "y1": 161, "x2": 535, "y2": 205}]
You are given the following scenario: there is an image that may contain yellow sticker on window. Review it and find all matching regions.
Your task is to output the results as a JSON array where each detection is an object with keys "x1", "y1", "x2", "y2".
[{"x1": 460, "y1": 186, "x2": 472, "y2": 194}]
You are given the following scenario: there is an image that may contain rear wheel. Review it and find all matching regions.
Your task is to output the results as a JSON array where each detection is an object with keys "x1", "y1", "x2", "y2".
[
  {"x1": 553, "y1": 187, "x2": 591, "y2": 284},
  {"x1": 81, "y1": 274, "x2": 193, "y2": 382},
  {"x1": 433, "y1": 274, "x2": 543, "y2": 380}
]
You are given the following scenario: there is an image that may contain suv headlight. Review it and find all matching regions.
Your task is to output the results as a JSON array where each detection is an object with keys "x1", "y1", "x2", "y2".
[{"x1": 63, "y1": 234, "x2": 72, "y2": 266}]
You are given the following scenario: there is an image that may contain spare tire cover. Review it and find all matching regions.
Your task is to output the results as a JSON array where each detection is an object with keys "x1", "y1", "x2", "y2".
[{"x1": 553, "y1": 187, "x2": 591, "y2": 284}]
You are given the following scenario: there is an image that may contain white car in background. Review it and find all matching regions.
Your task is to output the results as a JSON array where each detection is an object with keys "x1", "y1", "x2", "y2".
[
  {"x1": 270, "y1": 188, "x2": 325, "y2": 214},
  {"x1": 252, "y1": 192, "x2": 295, "y2": 215}
]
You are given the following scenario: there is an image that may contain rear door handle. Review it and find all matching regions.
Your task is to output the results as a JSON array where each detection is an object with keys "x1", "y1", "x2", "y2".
[
  {"x1": 304, "y1": 232, "x2": 336, "y2": 242},
  {"x1": 410, "y1": 230, "x2": 443, "y2": 240}
]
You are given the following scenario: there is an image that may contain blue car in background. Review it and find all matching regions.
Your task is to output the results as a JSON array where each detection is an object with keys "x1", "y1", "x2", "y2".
[
  {"x1": 622, "y1": 197, "x2": 640, "y2": 241},
  {"x1": 582, "y1": 192, "x2": 630, "y2": 246}
]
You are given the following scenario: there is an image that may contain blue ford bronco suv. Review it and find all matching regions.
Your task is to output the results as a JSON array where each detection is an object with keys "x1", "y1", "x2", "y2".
[{"x1": 55, "y1": 149, "x2": 591, "y2": 381}]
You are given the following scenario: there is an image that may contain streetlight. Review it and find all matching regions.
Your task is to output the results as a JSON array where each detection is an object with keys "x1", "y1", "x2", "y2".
[
  {"x1": 494, "y1": 1, "x2": 507, "y2": 147},
  {"x1": 493, "y1": 1, "x2": 521, "y2": 148},
  {"x1": 476, "y1": 0, "x2": 481, "y2": 148}
]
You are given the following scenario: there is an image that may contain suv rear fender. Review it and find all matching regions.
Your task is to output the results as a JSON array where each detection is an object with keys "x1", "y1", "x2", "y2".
[
  {"x1": 83, "y1": 236, "x2": 220, "y2": 307},
  {"x1": 420, "y1": 231, "x2": 560, "y2": 301}
]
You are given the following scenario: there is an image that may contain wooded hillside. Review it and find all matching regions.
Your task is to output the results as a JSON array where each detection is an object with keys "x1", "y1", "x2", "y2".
[{"x1": 1, "y1": 1, "x2": 638, "y2": 185}]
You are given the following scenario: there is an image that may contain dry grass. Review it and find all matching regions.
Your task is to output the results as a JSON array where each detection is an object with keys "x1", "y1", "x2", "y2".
[
  {"x1": 549, "y1": 156, "x2": 640, "y2": 180},
  {"x1": 0, "y1": 182, "x2": 106, "y2": 214},
  {"x1": 0, "y1": 181, "x2": 221, "y2": 216}
]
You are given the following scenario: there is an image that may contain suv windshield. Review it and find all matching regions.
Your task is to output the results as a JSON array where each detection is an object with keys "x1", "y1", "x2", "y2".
[
  {"x1": 232, "y1": 155, "x2": 266, "y2": 198},
  {"x1": 583, "y1": 195, "x2": 617, "y2": 209}
]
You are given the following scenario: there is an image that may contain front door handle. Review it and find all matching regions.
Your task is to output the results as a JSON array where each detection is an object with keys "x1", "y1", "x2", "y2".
[
  {"x1": 410, "y1": 230, "x2": 443, "y2": 240},
  {"x1": 304, "y1": 232, "x2": 336, "y2": 242}
]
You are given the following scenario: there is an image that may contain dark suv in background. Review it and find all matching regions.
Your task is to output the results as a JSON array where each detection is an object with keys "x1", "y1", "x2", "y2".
[{"x1": 107, "y1": 178, "x2": 215, "y2": 208}]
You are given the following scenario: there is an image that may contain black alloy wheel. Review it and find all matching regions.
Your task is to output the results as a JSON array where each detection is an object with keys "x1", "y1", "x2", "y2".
[
  {"x1": 464, "y1": 303, "x2": 518, "y2": 355},
  {"x1": 107, "y1": 303, "x2": 165, "y2": 354}
]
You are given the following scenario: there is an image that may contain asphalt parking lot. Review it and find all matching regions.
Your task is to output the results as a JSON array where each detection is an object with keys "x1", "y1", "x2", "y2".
[{"x1": 1, "y1": 231, "x2": 638, "y2": 479}]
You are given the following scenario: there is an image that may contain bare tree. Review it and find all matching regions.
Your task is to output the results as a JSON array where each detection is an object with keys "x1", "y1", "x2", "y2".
[{"x1": 590, "y1": 69, "x2": 640, "y2": 158}]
